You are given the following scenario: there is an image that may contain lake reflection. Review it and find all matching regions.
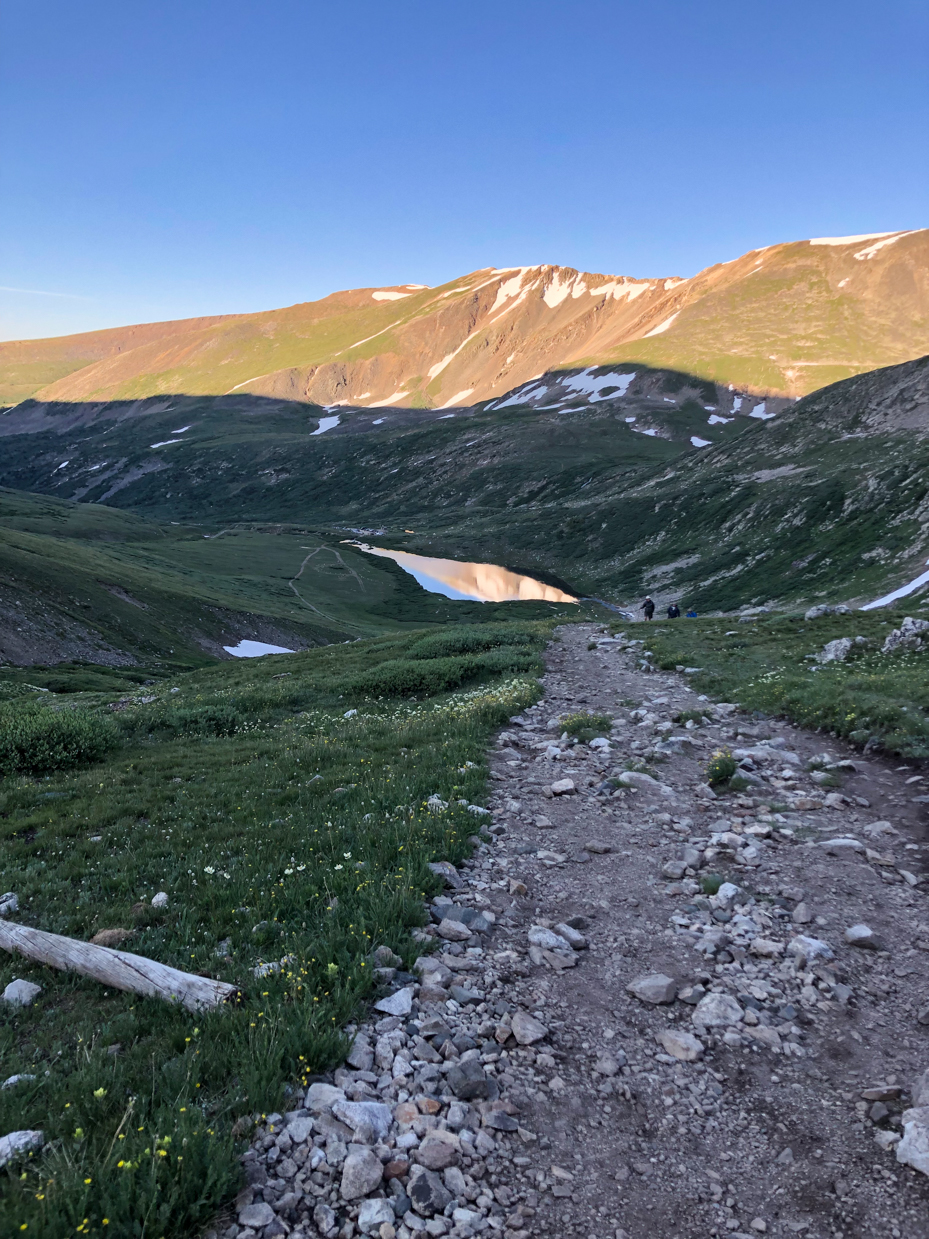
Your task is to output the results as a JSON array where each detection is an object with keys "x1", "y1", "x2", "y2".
[{"x1": 349, "y1": 543, "x2": 577, "y2": 603}]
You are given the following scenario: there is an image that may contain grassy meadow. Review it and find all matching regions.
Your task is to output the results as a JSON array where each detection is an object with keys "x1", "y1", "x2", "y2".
[
  {"x1": 618, "y1": 607, "x2": 929, "y2": 758},
  {"x1": 0, "y1": 622, "x2": 550, "y2": 1238}
]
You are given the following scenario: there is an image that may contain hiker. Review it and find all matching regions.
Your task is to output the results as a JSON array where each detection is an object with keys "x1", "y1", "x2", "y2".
[
  {"x1": 667, "y1": 603, "x2": 681, "y2": 619},
  {"x1": 686, "y1": 607, "x2": 697, "y2": 618},
  {"x1": 641, "y1": 596, "x2": 655, "y2": 621}
]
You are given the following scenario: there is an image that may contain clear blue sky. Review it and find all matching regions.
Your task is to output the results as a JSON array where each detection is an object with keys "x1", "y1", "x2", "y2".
[{"x1": 1, "y1": 0, "x2": 926, "y2": 340}]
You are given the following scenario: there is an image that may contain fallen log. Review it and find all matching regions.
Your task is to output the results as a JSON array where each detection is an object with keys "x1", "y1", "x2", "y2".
[{"x1": 0, "y1": 920, "x2": 242, "y2": 1013}]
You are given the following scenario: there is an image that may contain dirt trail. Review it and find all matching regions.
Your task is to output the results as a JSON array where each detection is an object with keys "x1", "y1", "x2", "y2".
[
  {"x1": 474, "y1": 623, "x2": 929, "y2": 1238},
  {"x1": 223, "y1": 623, "x2": 929, "y2": 1239}
]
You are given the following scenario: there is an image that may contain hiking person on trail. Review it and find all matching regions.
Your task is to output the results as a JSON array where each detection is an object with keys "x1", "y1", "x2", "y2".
[
  {"x1": 641, "y1": 596, "x2": 655, "y2": 621},
  {"x1": 686, "y1": 607, "x2": 697, "y2": 618},
  {"x1": 667, "y1": 603, "x2": 681, "y2": 619}
]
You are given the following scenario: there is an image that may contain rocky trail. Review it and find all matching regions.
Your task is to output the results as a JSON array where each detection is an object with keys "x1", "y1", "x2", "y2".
[{"x1": 217, "y1": 624, "x2": 929, "y2": 1239}]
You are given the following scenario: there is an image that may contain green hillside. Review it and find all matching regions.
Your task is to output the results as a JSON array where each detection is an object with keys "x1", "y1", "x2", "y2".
[{"x1": 0, "y1": 489, "x2": 580, "y2": 681}]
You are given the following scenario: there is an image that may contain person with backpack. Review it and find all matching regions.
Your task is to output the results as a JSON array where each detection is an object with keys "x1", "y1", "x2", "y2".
[
  {"x1": 641, "y1": 596, "x2": 655, "y2": 621},
  {"x1": 667, "y1": 603, "x2": 681, "y2": 619}
]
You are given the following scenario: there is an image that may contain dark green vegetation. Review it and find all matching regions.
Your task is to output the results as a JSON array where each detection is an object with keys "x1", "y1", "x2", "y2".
[
  {"x1": 618, "y1": 606, "x2": 929, "y2": 759},
  {"x1": 0, "y1": 703, "x2": 117, "y2": 776},
  {"x1": 0, "y1": 488, "x2": 579, "y2": 675},
  {"x1": 0, "y1": 623, "x2": 549, "y2": 1237},
  {"x1": 2, "y1": 356, "x2": 928, "y2": 624},
  {"x1": 559, "y1": 710, "x2": 613, "y2": 743}
]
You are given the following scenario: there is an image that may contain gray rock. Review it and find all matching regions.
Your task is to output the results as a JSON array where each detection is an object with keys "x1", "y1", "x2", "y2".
[
  {"x1": 714, "y1": 882, "x2": 741, "y2": 909},
  {"x1": 510, "y1": 1010, "x2": 548, "y2": 1045},
  {"x1": 1, "y1": 1074, "x2": 36, "y2": 1090},
  {"x1": 408, "y1": 1164, "x2": 454, "y2": 1216},
  {"x1": 238, "y1": 1202, "x2": 276, "y2": 1229},
  {"x1": 618, "y1": 771, "x2": 660, "y2": 790},
  {"x1": 817, "y1": 638, "x2": 853, "y2": 664},
  {"x1": 553, "y1": 922, "x2": 588, "y2": 950},
  {"x1": 527, "y1": 925, "x2": 571, "y2": 951},
  {"x1": 0, "y1": 892, "x2": 18, "y2": 917},
  {"x1": 788, "y1": 935, "x2": 834, "y2": 963},
  {"x1": 346, "y1": 1037, "x2": 374, "y2": 1072},
  {"x1": 306, "y1": 1083, "x2": 346, "y2": 1112},
  {"x1": 656, "y1": 1029, "x2": 705, "y2": 1061},
  {"x1": 817, "y1": 837, "x2": 865, "y2": 853},
  {"x1": 448, "y1": 985, "x2": 481, "y2": 1004},
  {"x1": 593, "y1": 1052, "x2": 625, "y2": 1076},
  {"x1": 0, "y1": 1129, "x2": 43, "y2": 1167},
  {"x1": 550, "y1": 778, "x2": 576, "y2": 796},
  {"x1": 626, "y1": 973, "x2": 677, "y2": 1004},
  {"x1": 896, "y1": 1106, "x2": 929, "y2": 1176},
  {"x1": 446, "y1": 1059, "x2": 493, "y2": 1100},
  {"x1": 340, "y1": 1147, "x2": 384, "y2": 1200},
  {"x1": 436, "y1": 918, "x2": 472, "y2": 942},
  {"x1": 791, "y1": 902, "x2": 813, "y2": 925},
  {"x1": 313, "y1": 1202, "x2": 337, "y2": 1234},
  {"x1": 662, "y1": 860, "x2": 688, "y2": 880},
  {"x1": 374, "y1": 986, "x2": 414, "y2": 1016},
  {"x1": 845, "y1": 923, "x2": 883, "y2": 950},
  {"x1": 680, "y1": 846, "x2": 703, "y2": 870},
  {"x1": 912, "y1": 1068, "x2": 929, "y2": 1108},
  {"x1": 692, "y1": 992, "x2": 744, "y2": 1028},
  {"x1": 284, "y1": 1115, "x2": 313, "y2": 1144},
  {"x1": 332, "y1": 1099, "x2": 392, "y2": 1141},
  {"x1": 357, "y1": 1197, "x2": 396, "y2": 1233},
  {"x1": 151, "y1": 891, "x2": 168, "y2": 908},
  {"x1": 2, "y1": 979, "x2": 41, "y2": 1007},
  {"x1": 428, "y1": 861, "x2": 462, "y2": 889},
  {"x1": 416, "y1": 1131, "x2": 461, "y2": 1169},
  {"x1": 882, "y1": 617, "x2": 929, "y2": 654}
]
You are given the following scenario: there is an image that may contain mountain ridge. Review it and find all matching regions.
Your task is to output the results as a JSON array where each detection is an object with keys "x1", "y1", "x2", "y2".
[{"x1": 2, "y1": 229, "x2": 926, "y2": 409}]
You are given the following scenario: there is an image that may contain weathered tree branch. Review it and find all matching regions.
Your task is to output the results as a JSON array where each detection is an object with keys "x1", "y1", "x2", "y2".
[{"x1": 0, "y1": 920, "x2": 242, "y2": 1013}]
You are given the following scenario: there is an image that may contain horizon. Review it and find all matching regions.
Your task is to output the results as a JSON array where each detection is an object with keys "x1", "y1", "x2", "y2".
[
  {"x1": 1, "y1": 0, "x2": 927, "y2": 341},
  {"x1": 3, "y1": 228, "x2": 925, "y2": 346}
]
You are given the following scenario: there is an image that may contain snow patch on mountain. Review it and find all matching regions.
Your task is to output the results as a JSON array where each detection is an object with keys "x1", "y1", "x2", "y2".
[
  {"x1": 809, "y1": 232, "x2": 897, "y2": 247},
  {"x1": 543, "y1": 271, "x2": 573, "y2": 308},
  {"x1": 645, "y1": 312, "x2": 679, "y2": 337},
  {"x1": 440, "y1": 389, "x2": 475, "y2": 408},
  {"x1": 854, "y1": 231, "x2": 920, "y2": 260},
  {"x1": 371, "y1": 290, "x2": 411, "y2": 301},
  {"x1": 561, "y1": 369, "x2": 636, "y2": 402},
  {"x1": 749, "y1": 402, "x2": 776, "y2": 420}
]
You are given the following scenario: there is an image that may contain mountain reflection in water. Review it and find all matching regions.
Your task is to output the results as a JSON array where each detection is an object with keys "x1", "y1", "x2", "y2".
[{"x1": 349, "y1": 543, "x2": 577, "y2": 604}]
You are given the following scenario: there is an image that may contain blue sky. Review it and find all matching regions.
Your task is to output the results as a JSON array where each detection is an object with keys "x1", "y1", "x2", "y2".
[{"x1": 1, "y1": 0, "x2": 926, "y2": 340}]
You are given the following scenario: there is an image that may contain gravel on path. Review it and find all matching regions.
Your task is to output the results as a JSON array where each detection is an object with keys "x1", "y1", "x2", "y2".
[{"x1": 211, "y1": 623, "x2": 929, "y2": 1239}]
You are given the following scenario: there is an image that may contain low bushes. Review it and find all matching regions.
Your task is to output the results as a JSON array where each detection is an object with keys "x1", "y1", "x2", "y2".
[
  {"x1": 347, "y1": 648, "x2": 539, "y2": 698},
  {"x1": 560, "y1": 710, "x2": 612, "y2": 743},
  {"x1": 407, "y1": 623, "x2": 538, "y2": 660},
  {"x1": 0, "y1": 703, "x2": 118, "y2": 776}
]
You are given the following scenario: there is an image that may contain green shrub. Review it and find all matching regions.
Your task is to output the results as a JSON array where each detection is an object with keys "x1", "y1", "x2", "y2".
[
  {"x1": 560, "y1": 711, "x2": 612, "y2": 743},
  {"x1": 701, "y1": 873, "x2": 723, "y2": 895},
  {"x1": 705, "y1": 747, "x2": 737, "y2": 785},
  {"x1": 0, "y1": 704, "x2": 118, "y2": 776},
  {"x1": 349, "y1": 649, "x2": 538, "y2": 698},
  {"x1": 407, "y1": 624, "x2": 536, "y2": 660},
  {"x1": 171, "y1": 704, "x2": 245, "y2": 737}
]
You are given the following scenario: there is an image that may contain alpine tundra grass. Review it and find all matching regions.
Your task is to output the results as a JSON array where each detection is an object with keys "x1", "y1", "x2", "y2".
[
  {"x1": 0, "y1": 623, "x2": 549, "y2": 1237},
  {"x1": 615, "y1": 608, "x2": 929, "y2": 759}
]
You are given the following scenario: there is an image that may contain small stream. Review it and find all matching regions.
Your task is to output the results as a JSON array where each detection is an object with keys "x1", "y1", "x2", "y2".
[{"x1": 348, "y1": 543, "x2": 577, "y2": 603}]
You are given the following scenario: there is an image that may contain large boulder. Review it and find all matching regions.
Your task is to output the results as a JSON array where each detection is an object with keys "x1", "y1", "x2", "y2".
[
  {"x1": 882, "y1": 616, "x2": 929, "y2": 654},
  {"x1": 817, "y1": 638, "x2": 853, "y2": 664}
]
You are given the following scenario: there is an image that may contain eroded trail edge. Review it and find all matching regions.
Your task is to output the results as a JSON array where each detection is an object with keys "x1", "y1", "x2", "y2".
[{"x1": 222, "y1": 623, "x2": 929, "y2": 1239}]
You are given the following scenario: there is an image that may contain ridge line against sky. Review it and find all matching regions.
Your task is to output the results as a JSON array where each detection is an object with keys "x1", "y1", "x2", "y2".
[{"x1": 1, "y1": 0, "x2": 926, "y2": 341}]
